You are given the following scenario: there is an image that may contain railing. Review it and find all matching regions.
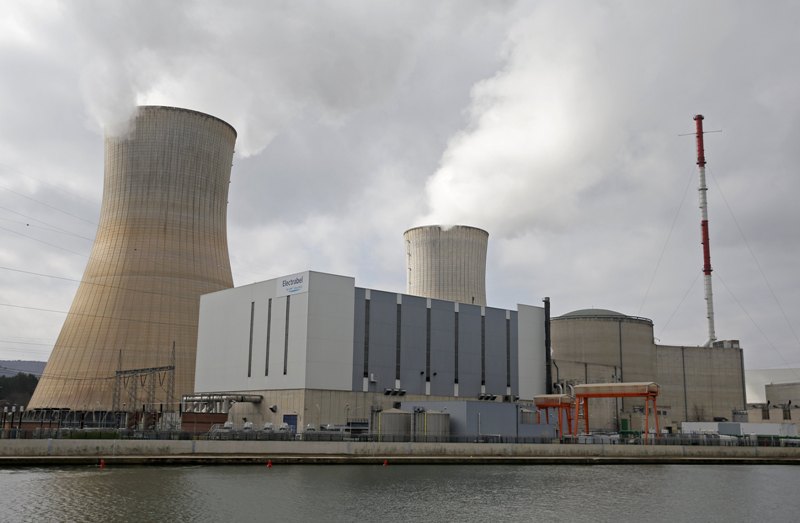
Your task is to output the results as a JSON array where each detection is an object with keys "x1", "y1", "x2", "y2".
[{"x1": 1, "y1": 428, "x2": 797, "y2": 447}]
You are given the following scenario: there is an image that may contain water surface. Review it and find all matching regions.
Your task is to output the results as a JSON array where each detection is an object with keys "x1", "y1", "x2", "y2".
[{"x1": 1, "y1": 464, "x2": 795, "y2": 522}]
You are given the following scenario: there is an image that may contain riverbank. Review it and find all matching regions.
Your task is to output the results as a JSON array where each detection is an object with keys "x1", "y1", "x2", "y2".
[{"x1": 1, "y1": 439, "x2": 799, "y2": 465}]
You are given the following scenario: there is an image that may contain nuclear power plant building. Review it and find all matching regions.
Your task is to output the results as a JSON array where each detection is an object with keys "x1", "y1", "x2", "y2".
[
  {"x1": 21, "y1": 101, "x2": 750, "y2": 439},
  {"x1": 550, "y1": 309, "x2": 746, "y2": 432},
  {"x1": 29, "y1": 106, "x2": 236, "y2": 413},
  {"x1": 192, "y1": 270, "x2": 547, "y2": 433}
]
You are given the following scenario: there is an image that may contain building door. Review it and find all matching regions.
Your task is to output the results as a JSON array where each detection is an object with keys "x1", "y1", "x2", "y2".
[{"x1": 283, "y1": 414, "x2": 298, "y2": 433}]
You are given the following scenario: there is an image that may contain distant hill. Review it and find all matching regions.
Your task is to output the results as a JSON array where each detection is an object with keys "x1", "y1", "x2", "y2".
[{"x1": 0, "y1": 360, "x2": 45, "y2": 378}]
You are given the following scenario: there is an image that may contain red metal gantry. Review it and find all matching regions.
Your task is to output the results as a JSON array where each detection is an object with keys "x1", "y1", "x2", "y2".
[
  {"x1": 571, "y1": 382, "x2": 660, "y2": 439},
  {"x1": 533, "y1": 394, "x2": 574, "y2": 438}
]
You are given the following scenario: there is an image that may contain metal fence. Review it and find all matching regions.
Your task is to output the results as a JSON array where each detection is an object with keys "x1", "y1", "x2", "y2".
[{"x1": 1, "y1": 428, "x2": 798, "y2": 447}]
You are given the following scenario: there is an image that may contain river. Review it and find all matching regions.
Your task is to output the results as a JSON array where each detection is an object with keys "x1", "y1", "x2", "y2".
[{"x1": 0, "y1": 464, "x2": 795, "y2": 522}]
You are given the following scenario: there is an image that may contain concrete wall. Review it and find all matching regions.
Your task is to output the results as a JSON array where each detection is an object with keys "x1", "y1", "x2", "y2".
[
  {"x1": 766, "y1": 382, "x2": 800, "y2": 406},
  {"x1": 3, "y1": 439, "x2": 800, "y2": 461},
  {"x1": 551, "y1": 313, "x2": 654, "y2": 432},
  {"x1": 746, "y1": 406, "x2": 797, "y2": 423},
  {"x1": 659, "y1": 345, "x2": 746, "y2": 422},
  {"x1": 551, "y1": 313, "x2": 654, "y2": 376},
  {"x1": 745, "y1": 368, "x2": 800, "y2": 403},
  {"x1": 551, "y1": 310, "x2": 746, "y2": 432}
]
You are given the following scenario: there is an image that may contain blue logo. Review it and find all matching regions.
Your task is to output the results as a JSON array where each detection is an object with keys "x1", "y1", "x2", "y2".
[{"x1": 282, "y1": 276, "x2": 304, "y2": 294}]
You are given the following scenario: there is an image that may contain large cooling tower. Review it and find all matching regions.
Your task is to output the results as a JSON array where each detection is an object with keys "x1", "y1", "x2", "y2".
[
  {"x1": 404, "y1": 225, "x2": 488, "y2": 306},
  {"x1": 29, "y1": 106, "x2": 236, "y2": 412}
]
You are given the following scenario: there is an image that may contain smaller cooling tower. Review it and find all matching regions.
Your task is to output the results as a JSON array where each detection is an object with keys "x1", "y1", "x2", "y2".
[{"x1": 404, "y1": 225, "x2": 488, "y2": 306}]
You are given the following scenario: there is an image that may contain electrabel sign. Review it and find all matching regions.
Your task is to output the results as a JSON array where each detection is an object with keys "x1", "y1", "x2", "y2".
[{"x1": 275, "y1": 272, "x2": 308, "y2": 297}]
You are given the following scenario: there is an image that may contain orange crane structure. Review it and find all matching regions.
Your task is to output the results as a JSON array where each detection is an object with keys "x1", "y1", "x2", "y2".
[
  {"x1": 571, "y1": 382, "x2": 660, "y2": 438},
  {"x1": 534, "y1": 394, "x2": 574, "y2": 438}
]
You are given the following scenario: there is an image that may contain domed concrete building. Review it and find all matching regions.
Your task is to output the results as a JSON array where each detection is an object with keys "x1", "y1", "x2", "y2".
[{"x1": 551, "y1": 308, "x2": 746, "y2": 433}]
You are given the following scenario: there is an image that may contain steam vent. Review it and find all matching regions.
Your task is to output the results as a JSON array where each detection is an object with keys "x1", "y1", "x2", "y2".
[
  {"x1": 29, "y1": 106, "x2": 236, "y2": 411},
  {"x1": 404, "y1": 225, "x2": 488, "y2": 306}
]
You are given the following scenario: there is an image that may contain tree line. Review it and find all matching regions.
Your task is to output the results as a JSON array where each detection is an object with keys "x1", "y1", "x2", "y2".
[{"x1": 0, "y1": 373, "x2": 39, "y2": 408}]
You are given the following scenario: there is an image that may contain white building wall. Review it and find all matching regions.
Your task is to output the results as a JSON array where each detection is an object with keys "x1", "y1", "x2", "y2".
[
  {"x1": 196, "y1": 271, "x2": 355, "y2": 394},
  {"x1": 196, "y1": 272, "x2": 318, "y2": 392},
  {"x1": 517, "y1": 304, "x2": 546, "y2": 400},
  {"x1": 305, "y1": 272, "x2": 355, "y2": 390},
  {"x1": 196, "y1": 281, "x2": 264, "y2": 392}
]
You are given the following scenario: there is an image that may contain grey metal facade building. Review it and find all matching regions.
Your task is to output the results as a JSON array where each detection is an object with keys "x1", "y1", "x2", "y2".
[
  {"x1": 194, "y1": 271, "x2": 546, "y2": 432},
  {"x1": 352, "y1": 289, "x2": 519, "y2": 398}
]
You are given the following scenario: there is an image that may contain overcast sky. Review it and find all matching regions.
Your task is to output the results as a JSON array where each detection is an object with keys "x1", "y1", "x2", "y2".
[{"x1": 1, "y1": 1, "x2": 799, "y2": 373}]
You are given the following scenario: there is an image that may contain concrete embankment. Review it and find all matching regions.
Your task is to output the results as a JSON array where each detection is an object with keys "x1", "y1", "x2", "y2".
[{"x1": 1, "y1": 440, "x2": 799, "y2": 466}]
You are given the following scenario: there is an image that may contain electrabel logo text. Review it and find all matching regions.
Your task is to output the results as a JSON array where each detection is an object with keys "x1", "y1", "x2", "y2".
[{"x1": 282, "y1": 276, "x2": 303, "y2": 287}]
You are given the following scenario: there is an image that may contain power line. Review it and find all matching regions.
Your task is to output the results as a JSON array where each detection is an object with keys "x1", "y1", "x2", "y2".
[
  {"x1": 0, "y1": 265, "x2": 202, "y2": 302},
  {"x1": 0, "y1": 302, "x2": 198, "y2": 329},
  {"x1": 0, "y1": 184, "x2": 96, "y2": 225},
  {"x1": 0, "y1": 225, "x2": 89, "y2": 257},
  {"x1": 658, "y1": 271, "x2": 701, "y2": 340},
  {"x1": 0, "y1": 364, "x2": 43, "y2": 377},
  {"x1": 707, "y1": 166, "x2": 800, "y2": 353},
  {"x1": 5, "y1": 168, "x2": 99, "y2": 207},
  {"x1": 0, "y1": 339, "x2": 53, "y2": 347},
  {"x1": 637, "y1": 166, "x2": 696, "y2": 316},
  {"x1": 716, "y1": 271, "x2": 800, "y2": 381},
  {"x1": 0, "y1": 209, "x2": 94, "y2": 241}
]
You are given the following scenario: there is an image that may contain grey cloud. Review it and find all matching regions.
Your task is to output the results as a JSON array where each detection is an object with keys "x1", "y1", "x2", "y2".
[{"x1": 0, "y1": 1, "x2": 798, "y2": 373}]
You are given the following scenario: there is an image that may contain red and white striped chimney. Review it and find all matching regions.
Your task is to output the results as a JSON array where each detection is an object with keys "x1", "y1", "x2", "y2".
[{"x1": 694, "y1": 114, "x2": 716, "y2": 347}]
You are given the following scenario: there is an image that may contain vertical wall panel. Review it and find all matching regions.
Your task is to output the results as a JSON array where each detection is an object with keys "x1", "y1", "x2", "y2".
[
  {"x1": 457, "y1": 304, "x2": 483, "y2": 397},
  {"x1": 399, "y1": 295, "x2": 427, "y2": 395},
  {"x1": 484, "y1": 307, "x2": 507, "y2": 395},
  {"x1": 429, "y1": 299, "x2": 455, "y2": 396}
]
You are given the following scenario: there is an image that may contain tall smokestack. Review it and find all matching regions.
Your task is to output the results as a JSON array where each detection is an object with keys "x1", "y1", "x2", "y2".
[
  {"x1": 29, "y1": 106, "x2": 236, "y2": 411},
  {"x1": 694, "y1": 114, "x2": 717, "y2": 347},
  {"x1": 403, "y1": 225, "x2": 488, "y2": 306},
  {"x1": 543, "y1": 296, "x2": 552, "y2": 394}
]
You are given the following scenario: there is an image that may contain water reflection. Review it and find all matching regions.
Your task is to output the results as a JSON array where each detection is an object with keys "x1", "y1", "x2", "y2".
[{"x1": 0, "y1": 465, "x2": 794, "y2": 522}]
